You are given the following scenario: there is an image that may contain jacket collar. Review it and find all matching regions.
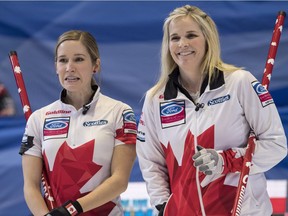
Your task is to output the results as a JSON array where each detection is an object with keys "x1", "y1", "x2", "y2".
[
  {"x1": 60, "y1": 85, "x2": 99, "y2": 105},
  {"x1": 164, "y1": 67, "x2": 224, "y2": 100}
]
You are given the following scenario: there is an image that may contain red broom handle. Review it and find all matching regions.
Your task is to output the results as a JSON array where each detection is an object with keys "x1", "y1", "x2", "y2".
[
  {"x1": 232, "y1": 11, "x2": 286, "y2": 216},
  {"x1": 9, "y1": 51, "x2": 56, "y2": 210},
  {"x1": 9, "y1": 51, "x2": 32, "y2": 121},
  {"x1": 262, "y1": 11, "x2": 286, "y2": 89}
]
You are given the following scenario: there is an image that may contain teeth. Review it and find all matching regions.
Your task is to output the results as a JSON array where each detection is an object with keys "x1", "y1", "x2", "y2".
[
  {"x1": 65, "y1": 77, "x2": 79, "y2": 81},
  {"x1": 178, "y1": 51, "x2": 193, "y2": 56}
]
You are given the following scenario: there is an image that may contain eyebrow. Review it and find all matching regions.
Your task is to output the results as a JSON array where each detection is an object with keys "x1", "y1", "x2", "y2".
[
  {"x1": 74, "y1": 53, "x2": 86, "y2": 56},
  {"x1": 58, "y1": 53, "x2": 86, "y2": 58},
  {"x1": 170, "y1": 30, "x2": 198, "y2": 37}
]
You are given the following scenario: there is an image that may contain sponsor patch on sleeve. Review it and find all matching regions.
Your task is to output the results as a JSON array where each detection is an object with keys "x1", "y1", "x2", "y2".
[
  {"x1": 160, "y1": 100, "x2": 185, "y2": 129},
  {"x1": 43, "y1": 117, "x2": 70, "y2": 140},
  {"x1": 251, "y1": 81, "x2": 274, "y2": 107},
  {"x1": 137, "y1": 130, "x2": 145, "y2": 142},
  {"x1": 123, "y1": 109, "x2": 137, "y2": 134},
  {"x1": 19, "y1": 134, "x2": 34, "y2": 155}
]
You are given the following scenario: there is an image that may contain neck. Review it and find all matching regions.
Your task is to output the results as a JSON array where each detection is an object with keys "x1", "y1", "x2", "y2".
[
  {"x1": 179, "y1": 72, "x2": 203, "y2": 94},
  {"x1": 65, "y1": 89, "x2": 94, "y2": 110}
]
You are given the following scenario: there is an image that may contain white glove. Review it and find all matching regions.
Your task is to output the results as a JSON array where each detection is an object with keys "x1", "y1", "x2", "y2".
[{"x1": 192, "y1": 145, "x2": 224, "y2": 187}]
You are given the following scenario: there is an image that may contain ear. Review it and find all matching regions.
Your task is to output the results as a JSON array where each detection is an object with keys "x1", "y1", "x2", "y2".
[
  {"x1": 55, "y1": 62, "x2": 58, "y2": 75},
  {"x1": 93, "y1": 58, "x2": 101, "y2": 73}
]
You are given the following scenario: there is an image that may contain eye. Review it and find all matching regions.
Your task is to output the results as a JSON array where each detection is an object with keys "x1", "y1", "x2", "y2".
[
  {"x1": 75, "y1": 57, "x2": 84, "y2": 62},
  {"x1": 186, "y1": 33, "x2": 197, "y2": 39},
  {"x1": 58, "y1": 58, "x2": 68, "y2": 63},
  {"x1": 170, "y1": 35, "x2": 180, "y2": 41}
]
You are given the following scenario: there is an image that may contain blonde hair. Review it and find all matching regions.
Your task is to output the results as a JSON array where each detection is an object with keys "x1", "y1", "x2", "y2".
[{"x1": 149, "y1": 5, "x2": 241, "y2": 97}]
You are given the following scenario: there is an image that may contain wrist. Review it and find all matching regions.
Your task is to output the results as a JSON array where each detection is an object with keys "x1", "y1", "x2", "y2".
[
  {"x1": 217, "y1": 152, "x2": 224, "y2": 174},
  {"x1": 63, "y1": 200, "x2": 83, "y2": 216},
  {"x1": 156, "y1": 202, "x2": 166, "y2": 216},
  {"x1": 45, "y1": 200, "x2": 83, "y2": 216},
  {"x1": 219, "y1": 152, "x2": 228, "y2": 174}
]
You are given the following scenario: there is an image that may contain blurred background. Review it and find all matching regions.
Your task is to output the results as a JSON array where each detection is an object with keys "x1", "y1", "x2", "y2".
[{"x1": 0, "y1": 1, "x2": 287, "y2": 215}]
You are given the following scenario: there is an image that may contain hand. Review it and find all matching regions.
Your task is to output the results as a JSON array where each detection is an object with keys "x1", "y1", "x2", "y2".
[
  {"x1": 192, "y1": 145, "x2": 224, "y2": 187},
  {"x1": 192, "y1": 145, "x2": 223, "y2": 175},
  {"x1": 156, "y1": 202, "x2": 167, "y2": 216},
  {"x1": 45, "y1": 200, "x2": 83, "y2": 216}
]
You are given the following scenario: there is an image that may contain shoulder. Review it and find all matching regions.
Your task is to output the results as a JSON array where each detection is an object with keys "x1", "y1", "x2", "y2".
[
  {"x1": 28, "y1": 100, "x2": 61, "y2": 120},
  {"x1": 145, "y1": 87, "x2": 165, "y2": 103},
  {"x1": 99, "y1": 93, "x2": 133, "y2": 110},
  {"x1": 224, "y1": 69, "x2": 257, "y2": 85}
]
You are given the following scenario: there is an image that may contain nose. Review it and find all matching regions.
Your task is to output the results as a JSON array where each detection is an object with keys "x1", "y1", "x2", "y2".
[
  {"x1": 66, "y1": 60, "x2": 75, "y2": 72},
  {"x1": 179, "y1": 38, "x2": 189, "y2": 48}
]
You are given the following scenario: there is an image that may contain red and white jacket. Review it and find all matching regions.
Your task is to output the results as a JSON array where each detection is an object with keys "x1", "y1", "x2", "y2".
[
  {"x1": 136, "y1": 68, "x2": 287, "y2": 216},
  {"x1": 20, "y1": 86, "x2": 137, "y2": 216}
]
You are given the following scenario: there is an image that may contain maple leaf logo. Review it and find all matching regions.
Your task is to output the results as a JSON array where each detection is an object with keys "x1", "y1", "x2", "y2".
[
  {"x1": 43, "y1": 140, "x2": 116, "y2": 215},
  {"x1": 44, "y1": 140, "x2": 102, "y2": 202},
  {"x1": 161, "y1": 126, "x2": 236, "y2": 216}
]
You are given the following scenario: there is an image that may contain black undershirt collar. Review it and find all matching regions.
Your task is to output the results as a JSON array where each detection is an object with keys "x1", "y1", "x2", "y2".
[{"x1": 164, "y1": 67, "x2": 224, "y2": 101}]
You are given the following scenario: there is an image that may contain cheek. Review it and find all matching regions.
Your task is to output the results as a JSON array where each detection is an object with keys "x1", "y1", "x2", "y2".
[
  {"x1": 169, "y1": 43, "x2": 177, "y2": 57},
  {"x1": 56, "y1": 65, "x2": 66, "y2": 76},
  {"x1": 56, "y1": 64, "x2": 64, "y2": 73},
  {"x1": 198, "y1": 39, "x2": 206, "y2": 55},
  {"x1": 169, "y1": 42, "x2": 176, "y2": 51},
  {"x1": 55, "y1": 66, "x2": 65, "y2": 80},
  {"x1": 57, "y1": 73, "x2": 65, "y2": 84}
]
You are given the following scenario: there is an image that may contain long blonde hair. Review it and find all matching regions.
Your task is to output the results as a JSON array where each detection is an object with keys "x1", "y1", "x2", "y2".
[{"x1": 149, "y1": 5, "x2": 241, "y2": 97}]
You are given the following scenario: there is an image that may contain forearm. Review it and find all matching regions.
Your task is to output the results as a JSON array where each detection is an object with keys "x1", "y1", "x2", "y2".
[
  {"x1": 76, "y1": 144, "x2": 135, "y2": 213},
  {"x1": 77, "y1": 175, "x2": 128, "y2": 212},
  {"x1": 137, "y1": 151, "x2": 170, "y2": 206},
  {"x1": 24, "y1": 186, "x2": 49, "y2": 216},
  {"x1": 22, "y1": 155, "x2": 48, "y2": 215},
  {"x1": 250, "y1": 139, "x2": 287, "y2": 174},
  {"x1": 221, "y1": 137, "x2": 287, "y2": 175},
  {"x1": 220, "y1": 148, "x2": 244, "y2": 174}
]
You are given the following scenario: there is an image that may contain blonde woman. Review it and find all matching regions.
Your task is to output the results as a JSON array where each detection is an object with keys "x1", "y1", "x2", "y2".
[{"x1": 136, "y1": 5, "x2": 287, "y2": 216}]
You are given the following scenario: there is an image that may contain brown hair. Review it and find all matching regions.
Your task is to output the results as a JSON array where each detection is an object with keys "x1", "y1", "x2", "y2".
[{"x1": 55, "y1": 30, "x2": 100, "y2": 71}]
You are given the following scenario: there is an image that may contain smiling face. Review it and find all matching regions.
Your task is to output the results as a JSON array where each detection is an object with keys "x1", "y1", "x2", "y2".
[
  {"x1": 56, "y1": 40, "x2": 98, "y2": 93},
  {"x1": 169, "y1": 16, "x2": 206, "y2": 72}
]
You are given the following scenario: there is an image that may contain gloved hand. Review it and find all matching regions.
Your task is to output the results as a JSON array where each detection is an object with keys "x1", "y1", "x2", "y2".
[
  {"x1": 192, "y1": 145, "x2": 224, "y2": 187},
  {"x1": 156, "y1": 202, "x2": 167, "y2": 216},
  {"x1": 45, "y1": 200, "x2": 83, "y2": 216}
]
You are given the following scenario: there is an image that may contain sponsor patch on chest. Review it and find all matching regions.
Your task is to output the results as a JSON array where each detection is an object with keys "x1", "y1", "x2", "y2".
[
  {"x1": 43, "y1": 117, "x2": 70, "y2": 140},
  {"x1": 251, "y1": 81, "x2": 274, "y2": 107},
  {"x1": 208, "y1": 94, "x2": 230, "y2": 106},
  {"x1": 83, "y1": 120, "x2": 108, "y2": 127},
  {"x1": 160, "y1": 100, "x2": 185, "y2": 129}
]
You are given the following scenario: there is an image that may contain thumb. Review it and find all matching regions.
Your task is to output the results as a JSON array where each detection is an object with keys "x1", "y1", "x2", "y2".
[
  {"x1": 192, "y1": 145, "x2": 204, "y2": 161},
  {"x1": 200, "y1": 174, "x2": 214, "y2": 187},
  {"x1": 197, "y1": 145, "x2": 204, "y2": 151}
]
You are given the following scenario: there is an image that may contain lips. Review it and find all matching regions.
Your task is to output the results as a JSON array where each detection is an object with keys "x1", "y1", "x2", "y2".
[
  {"x1": 65, "y1": 76, "x2": 80, "y2": 81},
  {"x1": 177, "y1": 51, "x2": 195, "y2": 56}
]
